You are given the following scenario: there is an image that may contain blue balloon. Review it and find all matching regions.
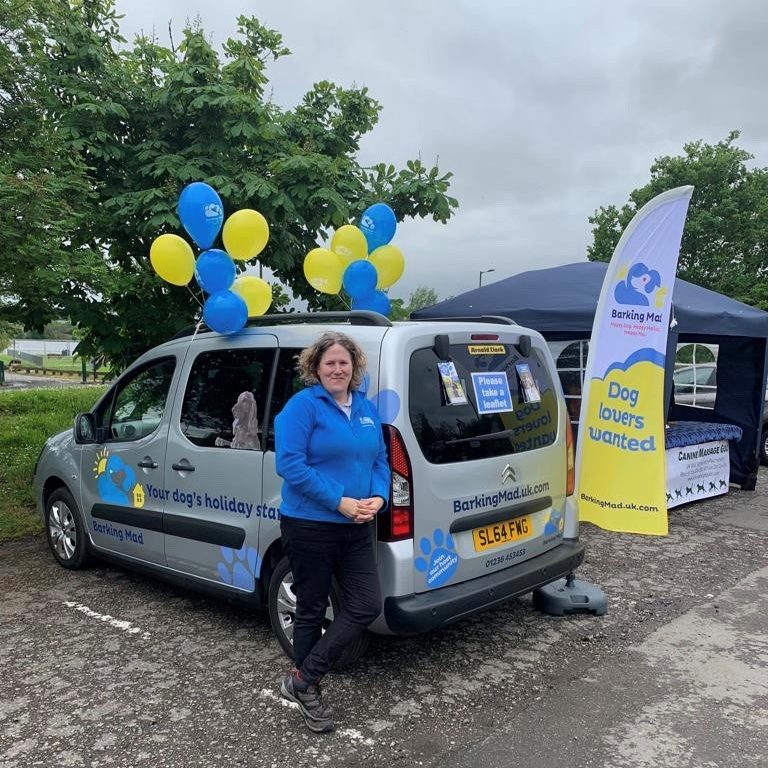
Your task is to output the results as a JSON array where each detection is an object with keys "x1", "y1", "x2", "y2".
[
  {"x1": 203, "y1": 291, "x2": 248, "y2": 335},
  {"x1": 359, "y1": 202, "x2": 396, "y2": 252},
  {"x1": 178, "y1": 182, "x2": 224, "y2": 249},
  {"x1": 352, "y1": 289, "x2": 391, "y2": 316},
  {"x1": 343, "y1": 260, "x2": 378, "y2": 299},
  {"x1": 195, "y1": 249, "x2": 235, "y2": 294}
]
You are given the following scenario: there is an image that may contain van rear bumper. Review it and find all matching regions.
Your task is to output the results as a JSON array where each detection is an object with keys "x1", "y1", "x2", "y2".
[{"x1": 382, "y1": 539, "x2": 585, "y2": 634}]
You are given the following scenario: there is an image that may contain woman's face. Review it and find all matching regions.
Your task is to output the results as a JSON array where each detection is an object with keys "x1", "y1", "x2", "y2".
[{"x1": 317, "y1": 343, "x2": 353, "y2": 399}]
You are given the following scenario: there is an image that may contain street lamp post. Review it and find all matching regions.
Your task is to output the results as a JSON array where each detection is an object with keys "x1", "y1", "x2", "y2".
[{"x1": 478, "y1": 268, "x2": 495, "y2": 288}]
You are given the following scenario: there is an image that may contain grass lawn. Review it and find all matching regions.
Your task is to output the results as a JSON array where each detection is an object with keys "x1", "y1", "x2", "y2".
[{"x1": 0, "y1": 386, "x2": 106, "y2": 541}]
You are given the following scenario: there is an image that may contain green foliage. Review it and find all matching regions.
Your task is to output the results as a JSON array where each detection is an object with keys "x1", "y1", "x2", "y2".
[
  {"x1": 406, "y1": 286, "x2": 439, "y2": 314},
  {"x1": 389, "y1": 286, "x2": 439, "y2": 320},
  {"x1": 0, "y1": 2, "x2": 458, "y2": 371},
  {"x1": 0, "y1": 321, "x2": 22, "y2": 353},
  {"x1": 0, "y1": 385, "x2": 106, "y2": 540},
  {"x1": 675, "y1": 343, "x2": 716, "y2": 365},
  {"x1": 588, "y1": 131, "x2": 768, "y2": 309}
]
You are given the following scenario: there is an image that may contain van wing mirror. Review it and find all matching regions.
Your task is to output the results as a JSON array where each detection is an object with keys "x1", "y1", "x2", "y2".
[
  {"x1": 74, "y1": 412, "x2": 97, "y2": 444},
  {"x1": 434, "y1": 333, "x2": 451, "y2": 360},
  {"x1": 516, "y1": 334, "x2": 532, "y2": 357}
]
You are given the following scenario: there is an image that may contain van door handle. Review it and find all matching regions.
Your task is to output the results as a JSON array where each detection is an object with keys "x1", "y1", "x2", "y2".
[
  {"x1": 172, "y1": 461, "x2": 195, "y2": 472},
  {"x1": 138, "y1": 458, "x2": 158, "y2": 469}
]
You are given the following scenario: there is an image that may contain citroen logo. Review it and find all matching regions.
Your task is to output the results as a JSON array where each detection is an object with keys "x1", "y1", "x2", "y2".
[{"x1": 501, "y1": 464, "x2": 516, "y2": 484}]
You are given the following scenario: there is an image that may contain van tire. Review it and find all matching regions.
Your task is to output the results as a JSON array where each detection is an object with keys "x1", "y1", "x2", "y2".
[
  {"x1": 45, "y1": 487, "x2": 90, "y2": 569},
  {"x1": 267, "y1": 556, "x2": 370, "y2": 669},
  {"x1": 760, "y1": 427, "x2": 768, "y2": 466}
]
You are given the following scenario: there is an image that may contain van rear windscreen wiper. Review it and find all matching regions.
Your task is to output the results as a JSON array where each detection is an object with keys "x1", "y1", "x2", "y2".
[{"x1": 442, "y1": 429, "x2": 516, "y2": 447}]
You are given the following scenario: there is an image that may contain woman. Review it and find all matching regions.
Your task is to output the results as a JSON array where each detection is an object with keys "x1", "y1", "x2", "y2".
[{"x1": 274, "y1": 331, "x2": 390, "y2": 733}]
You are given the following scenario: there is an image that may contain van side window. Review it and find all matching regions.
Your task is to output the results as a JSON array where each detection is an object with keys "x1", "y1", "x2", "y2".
[
  {"x1": 263, "y1": 348, "x2": 304, "y2": 452},
  {"x1": 105, "y1": 358, "x2": 176, "y2": 442},
  {"x1": 180, "y1": 348, "x2": 275, "y2": 449}
]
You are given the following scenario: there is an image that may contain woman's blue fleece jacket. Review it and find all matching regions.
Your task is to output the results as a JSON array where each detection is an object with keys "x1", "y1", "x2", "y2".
[{"x1": 275, "y1": 384, "x2": 390, "y2": 523}]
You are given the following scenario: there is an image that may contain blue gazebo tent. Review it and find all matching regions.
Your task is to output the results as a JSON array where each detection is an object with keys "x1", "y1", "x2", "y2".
[{"x1": 413, "y1": 261, "x2": 768, "y2": 490}]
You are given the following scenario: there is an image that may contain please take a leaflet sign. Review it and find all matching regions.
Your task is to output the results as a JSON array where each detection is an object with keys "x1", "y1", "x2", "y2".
[{"x1": 471, "y1": 372, "x2": 513, "y2": 414}]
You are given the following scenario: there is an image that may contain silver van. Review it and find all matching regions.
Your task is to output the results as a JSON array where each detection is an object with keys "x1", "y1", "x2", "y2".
[{"x1": 34, "y1": 312, "x2": 584, "y2": 663}]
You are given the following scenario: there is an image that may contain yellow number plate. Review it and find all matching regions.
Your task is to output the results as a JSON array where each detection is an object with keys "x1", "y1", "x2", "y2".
[{"x1": 472, "y1": 515, "x2": 533, "y2": 552}]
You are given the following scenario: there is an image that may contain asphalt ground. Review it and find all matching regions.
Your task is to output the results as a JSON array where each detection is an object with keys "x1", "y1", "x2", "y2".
[
  {"x1": 0, "y1": 373, "x2": 83, "y2": 390},
  {"x1": 1, "y1": 472, "x2": 766, "y2": 768}
]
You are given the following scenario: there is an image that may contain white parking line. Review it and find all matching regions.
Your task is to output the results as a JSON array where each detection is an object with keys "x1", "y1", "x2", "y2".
[{"x1": 62, "y1": 601, "x2": 151, "y2": 639}]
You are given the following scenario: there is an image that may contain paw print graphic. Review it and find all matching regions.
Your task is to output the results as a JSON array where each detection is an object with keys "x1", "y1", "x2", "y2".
[
  {"x1": 217, "y1": 545, "x2": 260, "y2": 591},
  {"x1": 415, "y1": 528, "x2": 459, "y2": 588}
]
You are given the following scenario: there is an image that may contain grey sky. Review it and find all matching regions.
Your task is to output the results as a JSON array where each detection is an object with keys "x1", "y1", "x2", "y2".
[{"x1": 115, "y1": 0, "x2": 768, "y2": 302}]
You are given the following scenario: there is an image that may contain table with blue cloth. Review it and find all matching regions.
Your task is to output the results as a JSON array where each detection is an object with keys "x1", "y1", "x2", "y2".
[{"x1": 665, "y1": 421, "x2": 743, "y2": 508}]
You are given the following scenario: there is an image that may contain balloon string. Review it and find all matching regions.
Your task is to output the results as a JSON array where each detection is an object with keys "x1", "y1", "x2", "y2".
[
  {"x1": 191, "y1": 318, "x2": 203, "y2": 344},
  {"x1": 338, "y1": 293, "x2": 351, "y2": 310},
  {"x1": 187, "y1": 285, "x2": 204, "y2": 308}
]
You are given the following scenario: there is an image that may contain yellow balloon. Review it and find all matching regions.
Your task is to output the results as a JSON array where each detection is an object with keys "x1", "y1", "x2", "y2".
[
  {"x1": 232, "y1": 275, "x2": 272, "y2": 316},
  {"x1": 369, "y1": 244, "x2": 404, "y2": 289},
  {"x1": 303, "y1": 248, "x2": 344, "y2": 294},
  {"x1": 149, "y1": 234, "x2": 195, "y2": 286},
  {"x1": 331, "y1": 224, "x2": 368, "y2": 266},
  {"x1": 222, "y1": 209, "x2": 270, "y2": 261}
]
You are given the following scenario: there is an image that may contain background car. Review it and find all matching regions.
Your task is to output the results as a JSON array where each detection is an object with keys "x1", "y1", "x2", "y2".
[{"x1": 673, "y1": 362, "x2": 768, "y2": 465}]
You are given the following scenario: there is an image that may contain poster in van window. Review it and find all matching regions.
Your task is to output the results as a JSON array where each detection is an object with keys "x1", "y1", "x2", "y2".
[
  {"x1": 471, "y1": 372, "x2": 513, "y2": 414},
  {"x1": 575, "y1": 186, "x2": 693, "y2": 536},
  {"x1": 515, "y1": 363, "x2": 541, "y2": 404},
  {"x1": 437, "y1": 361, "x2": 468, "y2": 405},
  {"x1": 498, "y1": 389, "x2": 558, "y2": 452}
]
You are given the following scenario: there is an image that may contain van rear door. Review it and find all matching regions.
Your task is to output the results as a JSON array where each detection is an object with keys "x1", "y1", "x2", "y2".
[{"x1": 395, "y1": 329, "x2": 568, "y2": 594}]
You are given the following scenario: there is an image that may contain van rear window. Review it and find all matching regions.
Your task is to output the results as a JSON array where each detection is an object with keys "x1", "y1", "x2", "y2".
[{"x1": 408, "y1": 344, "x2": 559, "y2": 464}]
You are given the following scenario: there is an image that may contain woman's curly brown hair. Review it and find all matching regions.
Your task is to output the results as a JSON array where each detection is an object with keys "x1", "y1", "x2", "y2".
[{"x1": 297, "y1": 331, "x2": 368, "y2": 389}]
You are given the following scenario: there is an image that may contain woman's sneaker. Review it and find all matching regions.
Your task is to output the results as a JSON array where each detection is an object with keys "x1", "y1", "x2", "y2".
[{"x1": 280, "y1": 671, "x2": 334, "y2": 733}]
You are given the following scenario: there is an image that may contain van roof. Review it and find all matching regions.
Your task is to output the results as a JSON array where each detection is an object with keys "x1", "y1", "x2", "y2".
[{"x1": 170, "y1": 311, "x2": 520, "y2": 341}]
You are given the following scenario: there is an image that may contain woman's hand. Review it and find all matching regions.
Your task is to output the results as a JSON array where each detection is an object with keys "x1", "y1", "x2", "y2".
[
  {"x1": 354, "y1": 496, "x2": 384, "y2": 523},
  {"x1": 337, "y1": 497, "x2": 361, "y2": 520},
  {"x1": 338, "y1": 496, "x2": 384, "y2": 523}
]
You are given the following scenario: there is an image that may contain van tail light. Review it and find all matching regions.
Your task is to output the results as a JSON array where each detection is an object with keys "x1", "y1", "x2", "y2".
[
  {"x1": 565, "y1": 410, "x2": 575, "y2": 496},
  {"x1": 379, "y1": 425, "x2": 414, "y2": 541}
]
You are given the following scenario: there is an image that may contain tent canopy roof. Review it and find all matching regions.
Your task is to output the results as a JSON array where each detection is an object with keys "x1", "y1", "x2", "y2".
[{"x1": 414, "y1": 261, "x2": 768, "y2": 338}]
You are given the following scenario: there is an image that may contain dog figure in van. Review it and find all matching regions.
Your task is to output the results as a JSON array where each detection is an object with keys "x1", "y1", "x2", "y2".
[{"x1": 215, "y1": 391, "x2": 261, "y2": 450}]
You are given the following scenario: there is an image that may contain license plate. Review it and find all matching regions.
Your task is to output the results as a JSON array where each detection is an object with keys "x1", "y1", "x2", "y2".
[{"x1": 472, "y1": 515, "x2": 533, "y2": 552}]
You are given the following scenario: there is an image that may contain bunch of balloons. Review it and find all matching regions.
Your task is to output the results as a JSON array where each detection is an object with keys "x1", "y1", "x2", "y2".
[
  {"x1": 303, "y1": 202, "x2": 404, "y2": 316},
  {"x1": 149, "y1": 182, "x2": 273, "y2": 335}
]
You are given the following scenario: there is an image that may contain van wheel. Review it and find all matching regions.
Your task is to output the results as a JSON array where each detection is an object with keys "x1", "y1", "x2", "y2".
[
  {"x1": 45, "y1": 488, "x2": 89, "y2": 569},
  {"x1": 761, "y1": 427, "x2": 768, "y2": 466},
  {"x1": 267, "y1": 556, "x2": 370, "y2": 668}
]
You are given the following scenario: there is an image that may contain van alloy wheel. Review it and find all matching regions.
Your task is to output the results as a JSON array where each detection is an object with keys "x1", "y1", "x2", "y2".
[
  {"x1": 48, "y1": 500, "x2": 77, "y2": 561},
  {"x1": 44, "y1": 487, "x2": 89, "y2": 569}
]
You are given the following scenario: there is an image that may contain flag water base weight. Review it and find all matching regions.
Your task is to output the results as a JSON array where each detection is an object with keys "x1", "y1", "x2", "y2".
[{"x1": 532, "y1": 574, "x2": 607, "y2": 616}]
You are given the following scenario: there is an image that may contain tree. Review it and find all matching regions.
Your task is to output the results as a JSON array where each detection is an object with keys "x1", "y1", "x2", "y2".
[
  {"x1": 0, "y1": 1, "x2": 458, "y2": 370},
  {"x1": 0, "y1": 320, "x2": 22, "y2": 354},
  {"x1": 389, "y1": 286, "x2": 439, "y2": 320},
  {"x1": 588, "y1": 131, "x2": 768, "y2": 310}
]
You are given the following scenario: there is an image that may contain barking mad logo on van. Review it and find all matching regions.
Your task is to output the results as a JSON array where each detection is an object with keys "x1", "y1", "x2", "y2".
[{"x1": 93, "y1": 449, "x2": 145, "y2": 508}]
